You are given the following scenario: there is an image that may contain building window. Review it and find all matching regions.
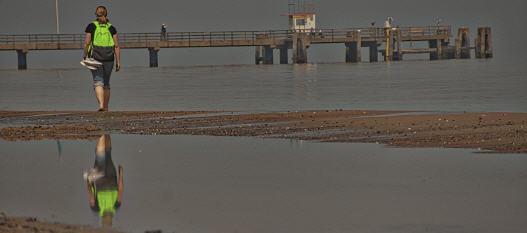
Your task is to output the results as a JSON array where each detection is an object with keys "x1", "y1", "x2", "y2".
[{"x1": 296, "y1": 18, "x2": 306, "y2": 26}]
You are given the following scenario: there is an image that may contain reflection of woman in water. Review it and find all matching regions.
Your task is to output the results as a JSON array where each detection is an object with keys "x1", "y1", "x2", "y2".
[{"x1": 86, "y1": 134, "x2": 123, "y2": 227}]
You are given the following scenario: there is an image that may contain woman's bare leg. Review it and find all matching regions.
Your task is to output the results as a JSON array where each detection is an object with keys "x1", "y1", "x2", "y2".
[
  {"x1": 96, "y1": 134, "x2": 106, "y2": 153},
  {"x1": 103, "y1": 88, "x2": 111, "y2": 111},
  {"x1": 94, "y1": 86, "x2": 105, "y2": 111}
]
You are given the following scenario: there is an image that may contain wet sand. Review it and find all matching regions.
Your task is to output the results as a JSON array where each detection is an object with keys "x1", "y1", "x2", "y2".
[
  {"x1": 1, "y1": 110, "x2": 526, "y2": 153},
  {"x1": 0, "y1": 216, "x2": 124, "y2": 233}
]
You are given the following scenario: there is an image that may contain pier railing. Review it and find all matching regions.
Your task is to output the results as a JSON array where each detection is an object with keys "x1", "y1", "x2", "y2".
[
  {"x1": 120, "y1": 30, "x2": 292, "y2": 43},
  {"x1": 4, "y1": 25, "x2": 492, "y2": 70},
  {"x1": 0, "y1": 26, "x2": 451, "y2": 47},
  {"x1": 308, "y1": 26, "x2": 451, "y2": 40},
  {"x1": 0, "y1": 34, "x2": 86, "y2": 44}
]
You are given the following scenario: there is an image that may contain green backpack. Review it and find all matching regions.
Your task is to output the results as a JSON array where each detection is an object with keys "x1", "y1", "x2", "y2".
[{"x1": 90, "y1": 21, "x2": 115, "y2": 61}]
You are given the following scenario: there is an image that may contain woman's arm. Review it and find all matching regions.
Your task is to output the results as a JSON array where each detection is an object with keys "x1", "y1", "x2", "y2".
[
  {"x1": 117, "y1": 165, "x2": 123, "y2": 204},
  {"x1": 113, "y1": 34, "x2": 120, "y2": 71},
  {"x1": 87, "y1": 181, "x2": 95, "y2": 208},
  {"x1": 83, "y1": 33, "x2": 91, "y2": 59}
]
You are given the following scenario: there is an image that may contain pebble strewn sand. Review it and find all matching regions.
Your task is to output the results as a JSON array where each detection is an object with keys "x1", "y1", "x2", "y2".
[{"x1": 1, "y1": 110, "x2": 526, "y2": 153}]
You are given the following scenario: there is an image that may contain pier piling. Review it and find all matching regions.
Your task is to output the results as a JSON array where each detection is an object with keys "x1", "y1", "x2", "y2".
[
  {"x1": 16, "y1": 49, "x2": 28, "y2": 70},
  {"x1": 148, "y1": 47, "x2": 159, "y2": 67},
  {"x1": 292, "y1": 33, "x2": 308, "y2": 64},
  {"x1": 456, "y1": 28, "x2": 471, "y2": 59},
  {"x1": 437, "y1": 40, "x2": 443, "y2": 59},
  {"x1": 428, "y1": 40, "x2": 439, "y2": 60},
  {"x1": 263, "y1": 45, "x2": 274, "y2": 64},
  {"x1": 368, "y1": 42, "x2": 379, "y2": 62},
  {"x1": 255, "y1": 46, "x2": 262, "y2": 64},
  {"x1": 476, "y1": 27, "x2": 493, "y2": 58},
  {"x1": 393, "y1": 28, "x2": 403, "y2": 61},
  {"x1": 345, "y1": 31, "x2": 361, "y2": 63},
  {"x1": 279, "y1": 46, "x2": 288, "y2": 64},
  {"x1": 345, "y1": 32, "x2": 352, "y2": 63}
]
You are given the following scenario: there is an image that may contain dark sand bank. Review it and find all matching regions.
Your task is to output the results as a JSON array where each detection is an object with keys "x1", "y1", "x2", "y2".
[
  {"x1": 1, "y1": 110, "x2": 526, "y2": 153},
  {"x1": 0, "y1": 216, "x2": 124, "y2": 233}
]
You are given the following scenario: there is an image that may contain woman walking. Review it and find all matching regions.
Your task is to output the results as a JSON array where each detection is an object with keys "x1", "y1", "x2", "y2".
[{"x1": 83, "y1": 6, "x2": 120, "y2": 112}]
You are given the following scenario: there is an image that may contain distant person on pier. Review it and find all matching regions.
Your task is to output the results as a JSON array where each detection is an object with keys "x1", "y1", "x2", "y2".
[
  {"x1": 83, "y1": 6, "x2": 120, "y2": 112},
  {"x1": 384, "y1": 17, "x2": 393, "y2": 28},
  {"x1": 161, "y1": 24, "x2": 167, "y2": 41}
]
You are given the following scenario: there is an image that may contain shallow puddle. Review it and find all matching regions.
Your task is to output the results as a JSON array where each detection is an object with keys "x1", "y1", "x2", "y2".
[{"x1": 1, "y1": 135, "x2": 526, "y2": 233}]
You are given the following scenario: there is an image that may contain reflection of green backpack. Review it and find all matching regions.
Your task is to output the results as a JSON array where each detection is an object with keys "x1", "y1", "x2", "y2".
[
  {"x1": 90, "y1": 21, "x2": 115, "y2": 61},
  {"x1": 91, "y1": 184, "x2": 119, "y2": 216},
  {"x1": 97, "y1": 189, "x2": 118, "y2": 216}
]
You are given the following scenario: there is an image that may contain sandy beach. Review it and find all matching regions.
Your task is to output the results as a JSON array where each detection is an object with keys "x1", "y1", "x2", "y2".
[{"x1": 1, "y1": 110, "x2": 526, "y2": 153}]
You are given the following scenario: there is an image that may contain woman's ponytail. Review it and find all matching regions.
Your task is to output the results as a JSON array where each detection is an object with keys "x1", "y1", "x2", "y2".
[{"x1": 99, "y1": 15, "x2": 108, "y2": 23}]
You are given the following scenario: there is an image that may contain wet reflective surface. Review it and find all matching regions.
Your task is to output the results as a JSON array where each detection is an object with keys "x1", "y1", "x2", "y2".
[
  {"x1": 1, "y1": 135, "x2": 526, "y2": 233},
  {"x1": 1, "y1": 58, "x2": 526, "y2": 113}
]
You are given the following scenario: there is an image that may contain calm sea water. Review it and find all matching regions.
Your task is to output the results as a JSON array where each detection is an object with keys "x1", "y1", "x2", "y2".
[
  {"x1": 1, "y1": 59, "x2": 527, "y2": 233},
  {"x1": 1, "y1": 135, "x2": 526, "y2": 233},
  {"x1": 1, "y1": 57, "x2": 526, "y2": 113}
]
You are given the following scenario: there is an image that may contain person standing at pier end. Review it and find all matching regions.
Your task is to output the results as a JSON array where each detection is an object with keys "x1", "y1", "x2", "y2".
[
  {"x1": 83, "y1": 6, "x2": 120, "y2": 112},
  {"x1": 161, "y1": 24, "x2": 167, "y2": 41}
]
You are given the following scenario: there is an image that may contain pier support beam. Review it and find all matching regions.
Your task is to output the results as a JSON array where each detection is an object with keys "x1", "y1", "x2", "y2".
[
  {"x1": 345, "y1": 42, "x2": 361, "y2": 63},
  {"x1": 456, "y1": 28, "x2": 471, "y2": 59},
  {"x1": 368, "y1": 42, "x2": 378, "y2": 62},
  {"x1": 438, "y1": 40, "x2": 444, "y2": 59},
  {"x1": 279, "y1": 46, "x2": 288, "y2": 64},
  {"x1": 263, "y1": 45, "x2": 273, "y2": 64},
  {"x1": 255, "y1": 46, "x2": 262, "y2": 64},
  {"x1": 475, "y1": 27, "x2": 493, "y2": 58},
  {"x1": 148, "y1": 47, "x2": 159, "y2": 67},
  {"x1": 292, "y1": 33, "x2": 308, "y2": 64},
  {"x1": 345, "y1": 31, "x2": 361, "y2": 63},
  {"x1": 428, "y1": 40, "x2": 441, "y2": 60},
  {"x1": 17, "y1": 50, "x2": 28, "y2": 70},
  {"x1": 392, "y1": 28, "x2": 403, "y2": 61}
]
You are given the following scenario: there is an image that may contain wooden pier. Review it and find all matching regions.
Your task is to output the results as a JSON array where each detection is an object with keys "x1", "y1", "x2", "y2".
[{"x1": 0, "y1": 26, "x2": 493, "y2": 69}]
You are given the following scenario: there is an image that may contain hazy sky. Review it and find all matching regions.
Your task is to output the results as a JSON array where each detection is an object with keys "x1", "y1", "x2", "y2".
[{"x1": 0, "y1": 0, "x2": 525, "y2": 68}]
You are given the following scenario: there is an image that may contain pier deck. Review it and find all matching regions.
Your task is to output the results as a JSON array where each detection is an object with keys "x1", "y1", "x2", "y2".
[{"x1": 0, "y1": 26, "x2": 493, "y2": 69}]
